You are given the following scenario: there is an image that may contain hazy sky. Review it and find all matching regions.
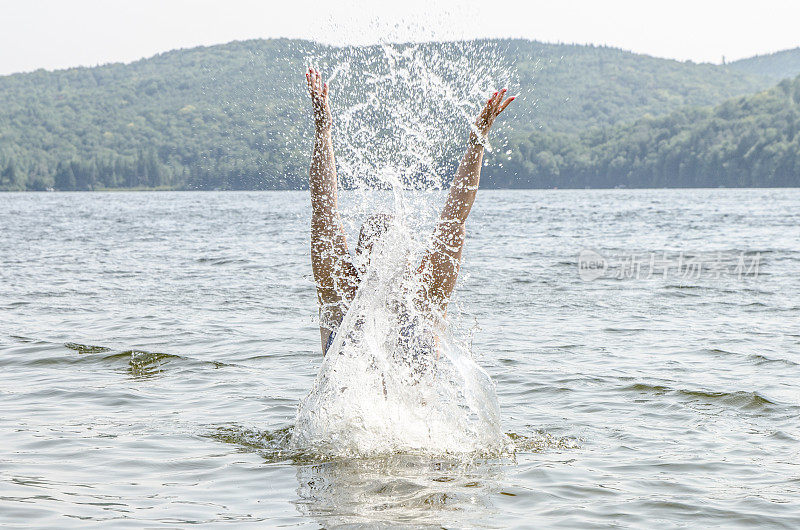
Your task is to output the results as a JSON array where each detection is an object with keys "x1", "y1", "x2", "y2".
[{"x1": 2, "y1": 0, "x2": 799, "y2": 76}]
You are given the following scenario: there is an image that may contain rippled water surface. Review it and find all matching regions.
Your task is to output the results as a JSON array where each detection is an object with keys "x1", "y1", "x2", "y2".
[{"x1": 1, "y1": 189, "x2": 799, "y2": 528}]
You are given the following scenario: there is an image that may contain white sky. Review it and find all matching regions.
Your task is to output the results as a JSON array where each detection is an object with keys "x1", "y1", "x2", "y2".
[{"x1": 2, "y1": 0, "x2": 799, "y2": 76}]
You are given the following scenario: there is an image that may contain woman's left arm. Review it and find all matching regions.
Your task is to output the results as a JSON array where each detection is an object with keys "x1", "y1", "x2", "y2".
[{"x1": 417, "y1": 89, "x2": 514, "y2": 312}]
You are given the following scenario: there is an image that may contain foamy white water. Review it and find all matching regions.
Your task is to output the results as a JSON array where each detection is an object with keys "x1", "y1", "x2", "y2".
[{"x1": 292, "y1": 221, "x2": 510, "y2": 457}]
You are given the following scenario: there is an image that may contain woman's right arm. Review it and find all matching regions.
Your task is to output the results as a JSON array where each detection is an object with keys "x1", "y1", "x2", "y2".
[{"x1": 307, "y1": 68, "x2": 358, "y2": 347}]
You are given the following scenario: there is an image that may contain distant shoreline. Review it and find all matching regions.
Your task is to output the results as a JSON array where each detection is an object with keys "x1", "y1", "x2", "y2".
[
  {"x1": 2, "y1": 38, "x2": 799, "y2": 192},
  {"x1": 4, "y1": 186, "x2": 800, "y2": 193}
]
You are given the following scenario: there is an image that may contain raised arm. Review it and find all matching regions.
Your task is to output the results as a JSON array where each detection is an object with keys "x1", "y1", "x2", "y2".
[
  {"x1": 306, "y1": 68, "x2": 358, "y2": 348},
  {"x1": 417, "y1": 89, "x2": 514, "y2": 312}
]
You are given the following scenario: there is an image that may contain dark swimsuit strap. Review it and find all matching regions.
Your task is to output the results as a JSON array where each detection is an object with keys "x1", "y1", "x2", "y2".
[
  {"x1": 323, "y1": 314, "x2": 344, "y2": 355},
  {"x1": 324, "y1": 327, "x2": 336, "y2": 354}
]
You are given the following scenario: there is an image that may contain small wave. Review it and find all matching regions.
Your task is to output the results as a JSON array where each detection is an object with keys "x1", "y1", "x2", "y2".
[
  {"x1": 207, "y1": 424, "x2": 577, "y2": 463},
  {"x1": 507, "y1": 431, "x2": 580, "y2": 453},
  {"x1": 111, "y1": 350, "x2": 184, "y2": 378},
  {"x1": 64, "y1": 342, "x2": 112, "y2": 354},
  {"x1": 603, "y1": 327, "x2": 647, "y2": 334},
  {"x1": 206, "y1": 425, "x2": 295, "y2": 462},
  {"x1": 662, "y1": 285, "x2": 704, "y2": 296},
  {"x1": 4, "y1": 301, "x2": 31, "y2": 308},
  {"x1": 59, "y1": 341, "x2": 233, "y2": 377},
  {"x1": 747, "y1": 353, "x2": 799, "y2": 367},
  {"x1": 620, "y1": 382, "x2": 778, "y2": 411},
  {"x1": 10, "y1": 335, "x2": 44, "y2": 344},
  {"x1": 196, "y1": 257, "x2": 250, "y2": 265},
  {"x1": 698, "y1": 348, "x2": 799, "y2": 368}
]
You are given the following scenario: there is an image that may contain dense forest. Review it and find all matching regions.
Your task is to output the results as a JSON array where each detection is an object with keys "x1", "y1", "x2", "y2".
[
  {"x1": 729, "y1": 47, "x2": 800, "y2": 81},
  {"x1": 0, "y1": 38, "x2": 798, "y2": 191},
  {"x1": 497, "y1": 75, "x2": 800, "y2": 188}
]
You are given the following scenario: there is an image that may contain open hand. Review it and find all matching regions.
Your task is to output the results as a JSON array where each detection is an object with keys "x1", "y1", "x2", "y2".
[
  {"x1": 474, "y1": 89, "x2": 515, "y2": 138},
  {"x1": 306, "y1": 67, "x2": 331, "y2": 132}
]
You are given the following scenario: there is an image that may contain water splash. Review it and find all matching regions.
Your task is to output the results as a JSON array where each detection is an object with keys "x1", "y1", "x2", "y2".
[
  {"x1": 309, "y1": 40, "x2": 514, "y2": 192},
  {"x1": 292, "y1": 41, "x2": 516, "y2": 458}
]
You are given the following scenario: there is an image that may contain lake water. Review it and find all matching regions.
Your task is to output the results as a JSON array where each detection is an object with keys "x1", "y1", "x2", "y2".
[{"x1": 1, "y1": 189, "x2": 798, "y2": 528}]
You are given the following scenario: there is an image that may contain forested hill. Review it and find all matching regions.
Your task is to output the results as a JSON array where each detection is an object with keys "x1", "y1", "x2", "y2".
[
  {"x1": 500, "y1": 74, "x2": 800, "y2": 188},
  {"x1": 0, "y1": 38, "x2": 792, "y2": 190},
  {"x1": 729, "y1": 48, "x2": 800, "y2": 81}
]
